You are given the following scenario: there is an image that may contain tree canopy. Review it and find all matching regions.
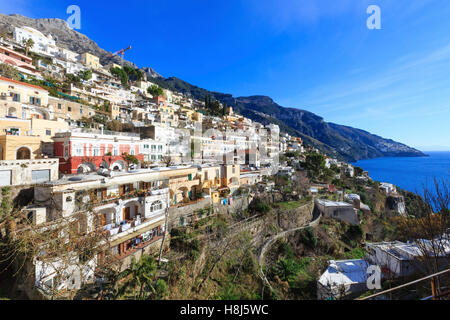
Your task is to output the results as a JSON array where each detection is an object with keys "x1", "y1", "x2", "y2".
[{"x1": 147, "y1": 84, "x2": 164, "y2": 98}]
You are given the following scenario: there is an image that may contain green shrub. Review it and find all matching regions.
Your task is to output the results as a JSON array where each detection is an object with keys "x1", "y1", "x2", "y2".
[
  {"x1": 249, "y1": 198, "x2": 271, "y2": 215},
  {"x1": 296, "y1": 227, "x2": 318, "y2": 248},
  {"x1": 347, "y1": 224, "x2": 364, "y2": 240}
]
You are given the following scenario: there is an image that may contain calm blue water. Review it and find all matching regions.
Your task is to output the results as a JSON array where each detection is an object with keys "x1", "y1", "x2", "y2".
[{"x1": 352, "y1": 152, "x2": 450, "y2": 194}]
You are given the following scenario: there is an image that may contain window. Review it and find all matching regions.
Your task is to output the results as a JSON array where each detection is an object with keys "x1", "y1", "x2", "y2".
[
  {"x1": 6, "y1": 128, "x2": 20, "y2": 135},
  {"x1": 151, "y1": 201, "x2": 163, "y2": 212},
  {"x1": 74, "y1": 144, "x2": 83, "y2": 156},
  {"x1": 58, "y1": 103, "x2": 62, "y2": 109},
  {"x1": 29, "y1": 97, "x2": 41, "y2": 106},
  {"x1": 12, "y1": 93, "x2": 20, "y2": 102},
  {"x1": 45, "y1": 129, "x2": 51, "y2": 136},
  {"x1": 158, "y1": 145, "x2": 163, "y2": 152},
  {"x1": 151, "y1": 145, "x2": 157, "y2": 153},
  {"x1": 68, "y1": 107, "x2": 72, "y2": 112}
]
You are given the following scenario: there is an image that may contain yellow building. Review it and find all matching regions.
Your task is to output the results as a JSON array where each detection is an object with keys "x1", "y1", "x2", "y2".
[
  {"x1": 0, "y1": 76, "x2": 49, "y2": 107},
  {"x1": 47, "y1": 97, "x2": 97, "y2": 121},
  {"x1": 81, "y1": 52, "x2": 102, "y2": 70},
  {"x1": 0, "y1": 101, "x2": 52, "y2": 120},
  {"x1": 30, "y1": 118, "x2": 68, "y2": 142},
  {"x1": 0, "y1": 117, "x2": 29, "y2": 136},
  {"x1": 180, "y1": 107, "x2": 201, "y2": 122},
  {"x1": 0, "y1": 117, "x2": 69, "y2": 142},
  {"x1": 0, "y1": 135, "x2": 43, "y2": 160},
  {"x1": 158, "y1": 105, "x2": 178, "y2": 127},
  {"x1": 221, "y1": 164, "x2": 240, "y2": 190},
  {"x1": 95, "y1": 104, "x2": 120, "y2": 121}
]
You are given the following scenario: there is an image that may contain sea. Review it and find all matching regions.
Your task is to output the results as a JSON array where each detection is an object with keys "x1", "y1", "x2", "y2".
[{"x1": 352, "y1": 151, "x2": 450, "y2": 195}]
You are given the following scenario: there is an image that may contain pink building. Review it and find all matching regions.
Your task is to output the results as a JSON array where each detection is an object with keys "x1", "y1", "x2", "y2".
[
  {"x1": 0, "y1": 45, "x2": 39, "y2": 77},
  {"x1": 53, "y1": 128, "x2": 144, "y2": 174}
]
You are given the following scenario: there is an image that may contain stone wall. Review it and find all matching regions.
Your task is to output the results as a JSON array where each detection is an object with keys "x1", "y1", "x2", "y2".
[
  {"x1": 213, "y1": 196, "x2": 249, "y2": 216},
  {"x1": 116, "y1": 235, "x2": 170, "y2": 272},
  {"x1": 168, "y1": 198, "x2": 212, "y2": 229},
  {"x1": 0, "y1": 159, "x2": 59, "y2": 186},
  {"x1": 167, "y1": 196, "x2": 251, "y2": 230},
  {"x1": 277, "y1": 201, "x2": 314, "y2": 231}
]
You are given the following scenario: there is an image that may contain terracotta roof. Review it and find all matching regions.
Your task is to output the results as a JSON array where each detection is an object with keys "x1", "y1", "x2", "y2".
[
  {"x1": 0, "y1": 76, "x2": 47, "y2": 91},
  {"x1": 0, "y1": 45, "x2": 31, "y2": 61}
]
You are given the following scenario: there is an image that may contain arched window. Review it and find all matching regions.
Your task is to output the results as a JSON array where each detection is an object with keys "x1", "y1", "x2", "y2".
[
  {"x1": 16, "y1": 147, "x2": 31, "y2": 160},
  {"x1": 7, "y1": 107, "x2": 17, "y2": 117},
  {"x1": 150, "y1": 201, "x2": 163, "y2": 212}
]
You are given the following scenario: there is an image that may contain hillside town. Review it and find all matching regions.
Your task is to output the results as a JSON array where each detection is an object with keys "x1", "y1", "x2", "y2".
[{"x1": 0, "y1": 25, "x2": 448, "y2": 301}]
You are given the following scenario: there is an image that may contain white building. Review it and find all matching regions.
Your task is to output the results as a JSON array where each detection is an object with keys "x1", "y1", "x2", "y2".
[
  {"x1": 315, "y1": 199, "x2": 360, "y2": 225},
  {"x1": 317, "y1": 259, "x2": 370, "y2": 300},
  {"x1": 53, "y1": 58, "x2": 87, "y2": 75},
  {"x1": 380, "y1": 182, "x2": 397, "y2": 194},
  {"x1": 365, "y1": 240, "x2": 450, "y2": 278},
  {"x1": 140, "y1": 139, "x2": 166, "y2": 163},
  {"x1": 14, "y1": 26, "x2": 58, "y2": 57},
  {"x1": 57, "y1": 47, "x2": 80, "y2": 63},
  {"x1": 345, "y1": 165, "x2": 355, "y2": 178}
]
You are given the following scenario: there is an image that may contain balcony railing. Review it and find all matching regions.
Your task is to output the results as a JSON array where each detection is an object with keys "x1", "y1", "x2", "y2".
[
  {"x1": 102, "y1": 216, "x2": 144, "y2": 237},
  {"x1": 102, "y1": 211, "x2": 166, "y2": 238},
  {"x1": 77, "y1": 188, "x2": 169, "y2": 212}
]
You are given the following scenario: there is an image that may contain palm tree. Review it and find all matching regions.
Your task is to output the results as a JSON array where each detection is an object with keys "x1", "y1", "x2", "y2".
[
  {"x1": 116, "y1": 255, "x2": 158, "y2": 299},
  {"x1": 23, "y1": 38, "x2": 34, "y2": 56}
]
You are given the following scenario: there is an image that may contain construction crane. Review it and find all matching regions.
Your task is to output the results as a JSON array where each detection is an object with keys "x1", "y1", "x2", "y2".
[{"x1": 108, "y1": 46, "x2": 132, "y2": 68}]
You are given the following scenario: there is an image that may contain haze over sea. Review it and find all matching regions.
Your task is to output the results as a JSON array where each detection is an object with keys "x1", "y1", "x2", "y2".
[{"x1": 353, "y1": 152, "x2": 450, "y2": 195}]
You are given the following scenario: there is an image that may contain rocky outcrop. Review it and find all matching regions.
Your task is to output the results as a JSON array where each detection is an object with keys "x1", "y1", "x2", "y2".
[{"x1": 0, "y1": 14, "x2": 138, "y2": 69}]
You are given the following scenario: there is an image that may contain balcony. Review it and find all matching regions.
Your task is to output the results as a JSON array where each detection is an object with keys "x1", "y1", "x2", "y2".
[
  {"x1": 102, "y1": 216, "x2": 143, "y2": 237},
  {"x1": 77, "y1": 187, "x2": 169, "y2": 212},
  {"x1": 109, "y1": 188, "x2": 167, "y2": 203},
  {"x1": 102, "y1": 211, "x2": 166, "y2": 240}
]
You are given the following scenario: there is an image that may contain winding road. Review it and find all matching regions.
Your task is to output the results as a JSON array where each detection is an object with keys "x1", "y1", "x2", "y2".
[{"x1": 257, "y1": 203, "x2": 322, "y2": 294}]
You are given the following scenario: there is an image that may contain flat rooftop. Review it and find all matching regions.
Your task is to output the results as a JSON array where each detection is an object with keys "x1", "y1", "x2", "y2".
[
  {"x1": 39, "y1": 165, "x2": 201, "y2": 187},
  {"x1": 316, "y1": 199, "x2": 354, "y2": 208}
]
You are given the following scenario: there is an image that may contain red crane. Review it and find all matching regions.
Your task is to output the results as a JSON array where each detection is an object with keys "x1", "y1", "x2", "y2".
[{"x1": 108, "y1": 46, "x2": 132, "y2": 67}]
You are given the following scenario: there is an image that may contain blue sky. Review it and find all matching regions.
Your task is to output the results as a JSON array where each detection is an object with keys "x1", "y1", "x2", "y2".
[{"x1": 1, "y1": 0, "x2": 450, "y2": 151}]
